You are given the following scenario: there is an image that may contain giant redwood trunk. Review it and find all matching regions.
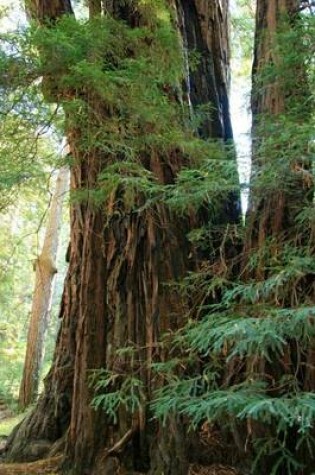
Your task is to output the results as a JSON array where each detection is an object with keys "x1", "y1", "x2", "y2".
[{"x1": 5, "y1": 1, "x2": 239, "y2": 473}]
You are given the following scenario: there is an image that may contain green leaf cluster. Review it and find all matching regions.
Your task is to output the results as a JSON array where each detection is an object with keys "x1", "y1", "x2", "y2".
[{"x1": 90, "y1": 368, "x2": 145, "y2": 423}]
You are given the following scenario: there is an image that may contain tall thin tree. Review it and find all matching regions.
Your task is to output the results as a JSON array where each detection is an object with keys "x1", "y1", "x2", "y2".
[{"x1": 19, "y1": 165, "x2": 69, "y2": 410}]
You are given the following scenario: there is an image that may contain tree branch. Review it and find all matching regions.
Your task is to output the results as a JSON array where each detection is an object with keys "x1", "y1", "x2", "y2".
[{"x1": 106, "y1": 428, "x2": 135, "y2": 456}]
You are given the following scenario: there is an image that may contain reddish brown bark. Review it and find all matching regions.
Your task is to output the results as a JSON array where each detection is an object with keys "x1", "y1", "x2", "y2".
[{"x1": 25, "y1": 0, "x2": 73, "y2": 21}]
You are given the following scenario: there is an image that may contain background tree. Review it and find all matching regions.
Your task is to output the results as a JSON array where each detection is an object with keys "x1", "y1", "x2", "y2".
[{"x1": 19, "y1": 164, "x2": 69, "y2": 410}]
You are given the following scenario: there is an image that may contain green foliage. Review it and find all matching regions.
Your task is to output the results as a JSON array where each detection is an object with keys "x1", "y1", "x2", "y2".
[
  {"x1": 0, "y1": 22, "x2": 63, "y2": 210},
  {"x1": 178, "y1": 306, "x2": 315, "y2": 361},
  {"x1": 30, "y1": 13, "x2": 183, "y2": 122},
  {"x1": 90, "y1": 368, "x2": 145, "y2": 423},
  {"x1": 231, "y1": 0, "x2": 255, "y2": 77},
  {"x1": 14, "y1": 8, "x2": 237, "y2": 218},
  {"x1": 164, "y1": 142, "x2": 239, "y2": 215}
]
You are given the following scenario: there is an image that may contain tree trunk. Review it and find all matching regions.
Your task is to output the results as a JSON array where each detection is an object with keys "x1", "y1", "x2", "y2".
[
  {"x1": 5, "y1": 1, "x2": 239, "y2": 473},
  {"x1": 252, "y1": 0, "x2": 298, "y2": 117},
  {"x1": 19, "y1": 165, "x2": 69, "y2": 410},
  {"x1": 174, "y1": 0, "x2": 233, "y2": 141},
  {"x1": 244, "y1": 0, "x2": 313, "y2": 275}
]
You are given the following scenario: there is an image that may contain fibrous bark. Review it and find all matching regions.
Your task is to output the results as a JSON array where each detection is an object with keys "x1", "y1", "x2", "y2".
[
  {"x1": 25, "y1": 0, "x2": 73, "y2": 22},
  {"x1": 252, "y1": 0, "x2": 298, "y2": 117},
  {"x1": 6, "y1": 1, "x2": 239, "y2": 473},
  {"x1": 175, "y1": 0, "x2": 233, "y2": 140}
]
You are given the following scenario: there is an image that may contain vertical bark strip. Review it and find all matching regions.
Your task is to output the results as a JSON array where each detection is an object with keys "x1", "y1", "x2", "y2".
[
  {"x1": 6, "y1": 1, "x2": 238, "y2": 473},
  {"x1": 175, "y1": 0, "x2": 233, "y2": 140},
  {"x1": 89, "y1": 0, "x2": 101, "y2": 17},
  {"x1": 25, "y1": 0, "x2": 73, "y2": 22}
]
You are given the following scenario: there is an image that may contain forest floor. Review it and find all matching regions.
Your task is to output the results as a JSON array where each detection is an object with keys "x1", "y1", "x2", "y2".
[
  {"x1": 0, "y1": 457, "x2": 62, "y2": 474},
  {"x1": 0, "y1": 461, "x2": 238, "y2": 475},
  {"x1": 0, "y1": 407, "x2": 239, "y2": 475},
  {"x1": 0, "y1": 406, "x2": 62, "y2": 474},
  {"x1": 0, "y1": 404, "x2": 22, "y2": 453}
]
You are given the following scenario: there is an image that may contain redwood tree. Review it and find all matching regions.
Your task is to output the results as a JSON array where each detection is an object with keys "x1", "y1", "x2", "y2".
[{"x1": 5, "y1": 1, "x2": 239, "y2": 474}]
